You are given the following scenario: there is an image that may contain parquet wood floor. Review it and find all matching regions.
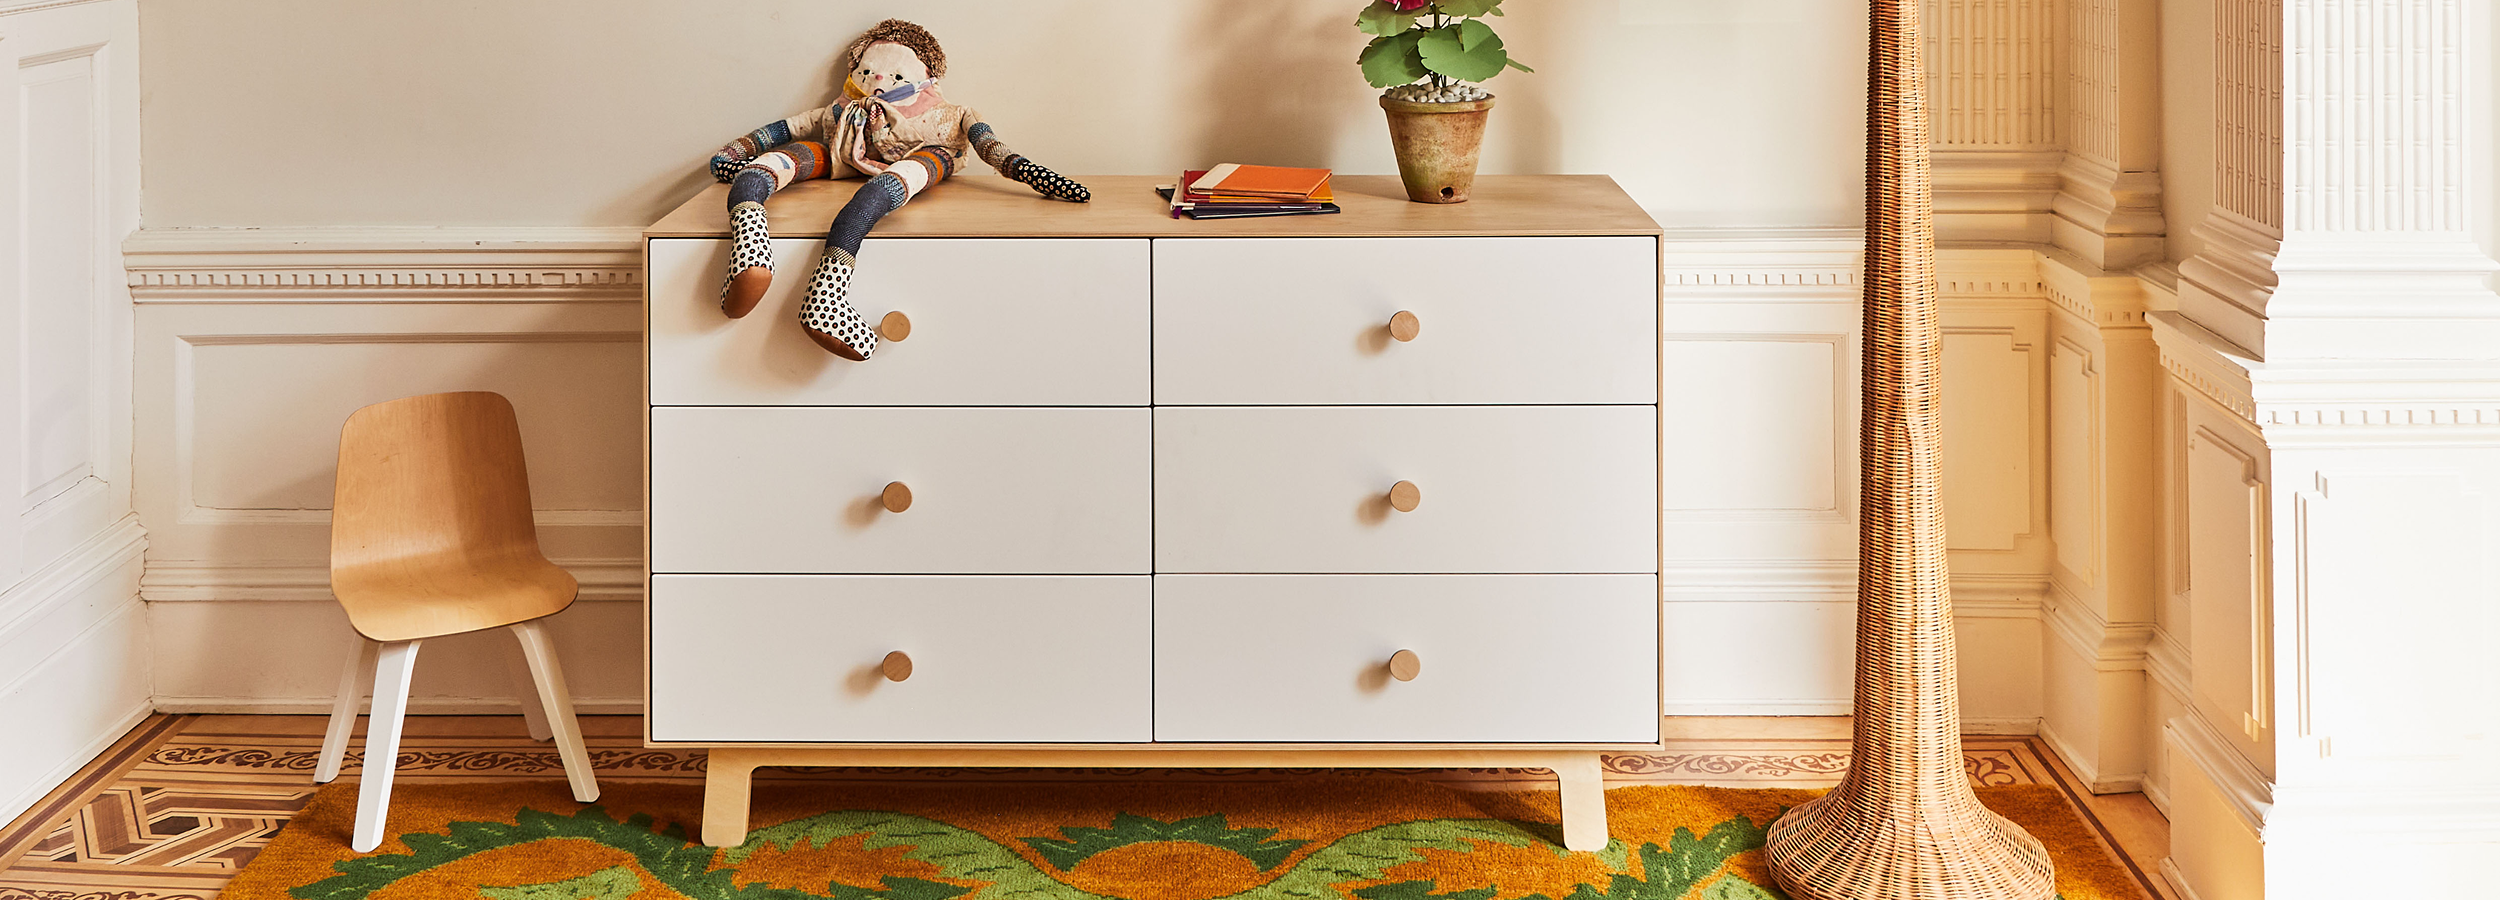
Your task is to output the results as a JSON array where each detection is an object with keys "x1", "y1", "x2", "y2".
[{"x1": 0, "y1": 715, "x2": 2167, "y2": 900}]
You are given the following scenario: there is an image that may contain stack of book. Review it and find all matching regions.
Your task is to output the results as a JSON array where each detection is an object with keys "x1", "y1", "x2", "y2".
[{"x1": 1159, "y1": 163, "x2": 1341, "y2": 219}]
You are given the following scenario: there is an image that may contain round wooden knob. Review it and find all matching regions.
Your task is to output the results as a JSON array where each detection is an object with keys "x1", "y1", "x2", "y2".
[
  {"x1": 1387, "y1": 480, "x2": 1422, "y2": 513},
  {"x1": 880, "y1": 481, "x2": 913, "y2": 513},
  {"x1": 1388, "y1": 649, "x2": 1422, "y2": 682},
  {"x1": 880, "y1": 650, "x2": 913, "y2": 682},
  {"x1": 878, "y1": 310, "x2": 912, "y2": 342},
  {"x1": 1388, "y1": 310, "x2": 1422, "y2": 342}
]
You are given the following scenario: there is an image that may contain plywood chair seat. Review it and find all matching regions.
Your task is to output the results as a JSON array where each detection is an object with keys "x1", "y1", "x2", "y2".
[
  {"x1": 331, "y1": 549, "x2": 578, "y2": 643},
  {"x1": 316, "y1": 391, "x2": 599, "y2": 853}
]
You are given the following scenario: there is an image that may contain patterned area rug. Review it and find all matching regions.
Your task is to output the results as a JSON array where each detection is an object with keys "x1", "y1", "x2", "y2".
[{"x1": 216, "y1": 779, "x2": 2142, "y2": 900}]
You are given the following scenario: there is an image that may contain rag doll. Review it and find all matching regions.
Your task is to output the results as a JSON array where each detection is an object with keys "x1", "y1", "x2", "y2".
[{"x1": 707, "y1": 19, "x2": 1089, "y2": 359}]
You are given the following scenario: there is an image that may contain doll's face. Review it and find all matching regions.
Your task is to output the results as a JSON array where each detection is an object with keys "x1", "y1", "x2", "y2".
[{"x1": 852, "y1": 42, "x2": 931, "y2": 95}]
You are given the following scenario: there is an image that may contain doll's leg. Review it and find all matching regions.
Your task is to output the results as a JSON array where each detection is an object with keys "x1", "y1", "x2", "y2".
[
  {"x1": 719, "y1": 141, "x2": 831, "y2": 318},
  {"x1": 798, "y1": 149, "x2": 956, "y2": 359}
]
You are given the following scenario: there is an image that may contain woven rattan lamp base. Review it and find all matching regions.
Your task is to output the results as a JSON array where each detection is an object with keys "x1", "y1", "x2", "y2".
[
  {"x1": 1761, "y1": 0, "x2": 2057, "y2": 892},
  {"x1": 1766, "y1": 785, "x2": 2055, "y2": 899}
]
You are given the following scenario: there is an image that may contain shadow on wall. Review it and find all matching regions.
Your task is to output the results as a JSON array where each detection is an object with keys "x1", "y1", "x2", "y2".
[{"x1": 1185, "y1": 1, "x2": 1369, "y2": 168}]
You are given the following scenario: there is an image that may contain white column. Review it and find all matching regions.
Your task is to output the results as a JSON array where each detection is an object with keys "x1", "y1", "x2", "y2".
[{"x1": 2156, "y1": 0, "x2": 2500, "y2": 896}]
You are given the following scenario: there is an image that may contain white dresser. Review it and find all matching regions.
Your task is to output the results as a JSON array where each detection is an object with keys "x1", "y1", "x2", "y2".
[{"x1": 643, "y1": 175, "x2": 1663, "y2": 850}]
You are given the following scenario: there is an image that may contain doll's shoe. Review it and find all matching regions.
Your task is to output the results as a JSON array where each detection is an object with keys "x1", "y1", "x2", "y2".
[
  {"x1": 720, "y1": 203, "x2": 773, "y2": 318},
  {"x1": 798, "y1": 250, "x2": 877, "y2": 361}
]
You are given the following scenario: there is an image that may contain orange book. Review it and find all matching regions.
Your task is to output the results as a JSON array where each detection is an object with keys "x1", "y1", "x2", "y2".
[{"x1": 1189, "y1": 163, "x2": 1333, "y2": 201}]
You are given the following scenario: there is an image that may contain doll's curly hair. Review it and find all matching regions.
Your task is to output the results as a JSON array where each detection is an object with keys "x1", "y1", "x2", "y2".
[{"x1": 844, "y1": 19, "x2": 946, "y2": 80}]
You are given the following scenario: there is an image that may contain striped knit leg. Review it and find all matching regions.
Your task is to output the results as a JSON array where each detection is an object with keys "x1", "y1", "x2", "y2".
[
  {"x1": 797, "y1": 247, "x2": 876, "y2": 360},
  {"x1": 717, "y1": 142, "x2": 830, "y2": 318}
]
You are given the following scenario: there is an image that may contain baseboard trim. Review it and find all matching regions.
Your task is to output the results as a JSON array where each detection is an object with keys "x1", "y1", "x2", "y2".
[
  {"x1": 153, "y1": 696, "x2": 645, "y2": 716},
  {"x1": 2157, "y1": 857, "x2": 2206, "y2": 900},
  {"x1": 2038, "y1": 717, "x2": 2146, "y2": 794},
  {"x1": 0, "y1": 700, "x2": 153, "y2": 830}
]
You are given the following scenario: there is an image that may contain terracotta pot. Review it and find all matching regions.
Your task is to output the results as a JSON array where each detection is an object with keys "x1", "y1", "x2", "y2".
[{"x1": 1379, "y1": 95, "x2": 1495, "y2": 203}]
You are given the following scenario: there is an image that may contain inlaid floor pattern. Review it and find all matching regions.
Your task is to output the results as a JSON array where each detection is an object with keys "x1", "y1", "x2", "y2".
[{"x1": 0, "y1": 715, "x2": 2165, "y2": 900}]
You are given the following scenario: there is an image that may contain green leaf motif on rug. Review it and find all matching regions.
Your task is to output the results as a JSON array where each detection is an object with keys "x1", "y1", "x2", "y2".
[
  {"x1": 1347, "y1": 817, "x2": 1773, "y2": 900},
  {"x1": 293, "y1": 806, "x2": 1799, "y2": 900},
  {"x1": 1020, "y1": 813, "x2": 1312, "y2": 872},
  {"x1": 482, "y1": 865, "x2": 645, "y2": 900}
]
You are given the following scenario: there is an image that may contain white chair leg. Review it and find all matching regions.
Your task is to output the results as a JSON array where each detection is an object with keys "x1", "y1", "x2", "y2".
[
  {"x1": 316, "y1": 637, "x2": 378, "y2": 783},
  {"x1": 504, "y1": 631, "x2": 553, "y2": 742},
  {"x1": 510, "y1": 620, "x2": 600, "y2": 803},
  {"x1": 352, "y1": 640, "x2": 422, "y2": 853}
]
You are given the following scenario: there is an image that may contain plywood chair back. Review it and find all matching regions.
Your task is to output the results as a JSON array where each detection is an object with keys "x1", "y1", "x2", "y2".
[{"x1": 331, "y1": 391, "x2": 576, "y2": 642}]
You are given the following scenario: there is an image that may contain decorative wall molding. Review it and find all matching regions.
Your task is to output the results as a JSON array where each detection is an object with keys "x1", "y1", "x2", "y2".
[
  {"x1": 122, "y1": 227, "x2": 644, "y2": 302},
  {"x1": 2214, "y1": 0, "x2": 2284, "y2": 229},
  {"x1": 141, "y1": 558, "x2": 643, "y2": 604},
  {"x1": 1657, "y1": 561, "x2": 2043, "y2": 620},
  {"x1": 2043, "y1": 578, "x2": 2155, "y2": 673},
  {"x1": 1925, "y1": 0, "x2": 2058, "y2": 150},
  {"x1": 0, "y1": 517, "x2": 145, "y2": 642},
  {"x1": 2065, "y1": 0, "x2": 2120, "y2": 166},
  {"x1": 0, "y1": 0, "x2": 115, "y2": 16},
  {"x1": 2168, "y1": 712, "x2": 2276, "y2": 830},
  {"x1": 1657, "y1": 228, "x2": 1861, "y2": 291},
  {"x1": 2151, "y1": 312, "x2": 2260, "y2": 424}
]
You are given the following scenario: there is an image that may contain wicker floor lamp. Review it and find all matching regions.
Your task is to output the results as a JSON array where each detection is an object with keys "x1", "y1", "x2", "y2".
[{"x1": 1757, "y1": 0, "x2": 2058, "y2": 897}]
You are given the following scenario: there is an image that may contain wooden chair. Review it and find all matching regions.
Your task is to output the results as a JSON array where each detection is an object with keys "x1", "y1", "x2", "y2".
[{"x1": 313, "y1": 391, "x2": 599, "y2": 852}]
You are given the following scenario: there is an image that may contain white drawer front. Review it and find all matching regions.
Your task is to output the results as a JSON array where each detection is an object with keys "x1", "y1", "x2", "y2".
[
  {"x1": 651, "y1": 575, "x2": 1151, "y2": 743},
  {"x1": 1153, "y1": 575, "x2": 1659, "y2": 743},
  {"x1": 649, "y1": 238, "x2": 1150, "y2": 406},
  {"x1": 1152, "y1": 237, "x2": 1657, "y2": 405},
  {"x1": 1154, "y1": 406, "x2": 1658, "y2": 573},
  {"x1": 652, "y1": 407, "x2": 1150, "y2": 574}
]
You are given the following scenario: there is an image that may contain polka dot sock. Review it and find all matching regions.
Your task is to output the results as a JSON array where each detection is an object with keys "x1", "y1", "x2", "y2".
[
  {"x1": 798, "y1": 248, "x2": 877, "y2": 361},
  {"x1": 1010, "y1": 158, "x2": 1090, "y2": 203},
  {"x1": 720, "y1": 202, "x2": 773, "y2": 318}
]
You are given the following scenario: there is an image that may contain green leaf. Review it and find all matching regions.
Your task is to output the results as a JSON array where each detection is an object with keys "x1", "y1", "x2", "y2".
[
  {"x1": 1417, "y1": 23, "x2": 1508, "y2": 83},
  {"x1": 481, "y1": 865, "x2": 643, "y2": 900},
  {"x1": 1018, "y1": 812, "x2": 1312, "y2": 872},
  {"x1": 1698, "y1": 876, "x2": 1785, "y2": 900},
  {"x1": 1359, "y1": 31, "x2": 1431, "y2": 87},
  {"x1": 1357, "y1": 1, "x2": 1419, "y2": 36},
  {"x1": 1454, "y1": 18, "x2": 1495, "y2": 50},
  {"x1": 1505, "y1": 57, "x2": 1534, "y2": 73},
  {"x1": 1436, "y1": 0, "x2": 1503, "y2": 16},
  {"x1": 1353, "y1": 881, "x2": 1502, "y2": 900}
]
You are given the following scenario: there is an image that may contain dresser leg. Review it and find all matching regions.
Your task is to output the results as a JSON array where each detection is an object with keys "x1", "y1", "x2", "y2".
[
  {"x1": 701, "y1": 748, "x2": 757, "y2": 847},
  {"x1": 1554, "y1": 752, "x2": 1609, "y2": 852}
]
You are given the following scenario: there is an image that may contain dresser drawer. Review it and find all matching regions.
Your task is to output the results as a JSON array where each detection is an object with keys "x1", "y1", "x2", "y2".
[
  {"x1": 1154, "y1": 406, "x2": 1657, "y2": 573},
  {"x1": 650, "y1": 575, "x2": 1151, "y2": 743},
  {"x1": 1152, "y1": 237, "x2": 1657, "y2": 405},
  {"x1": 651, "y1": 407, "x2": 1150, "y2": 574},
  {"x1": 649, "y1": 238, "x2": 1150, "y2": 406},
  {"x1": 1153, "y1": 575, "x2": 1659, "y2": 743}
]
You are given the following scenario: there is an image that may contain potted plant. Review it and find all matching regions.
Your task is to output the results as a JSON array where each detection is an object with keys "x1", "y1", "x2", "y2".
[{"x1": 1358, "y1": 0, "x2": 1530, "y2": 203}]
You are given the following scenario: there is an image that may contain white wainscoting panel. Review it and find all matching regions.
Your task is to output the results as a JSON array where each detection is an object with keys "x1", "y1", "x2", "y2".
[
  {"x1": 2182, "y1": 415, "x2": 2271, "y2": 777},
  {"x1": 129, "y1": 235, "x2": 645, "y2": 710},
  {"x1": 0, "y1": 0, "x2": 146, "y2": 826}
]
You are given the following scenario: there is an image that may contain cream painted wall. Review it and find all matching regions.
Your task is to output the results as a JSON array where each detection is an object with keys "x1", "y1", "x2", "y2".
[{"x1": 135, "y1": 0, "x2": 1869, "y2": 230}]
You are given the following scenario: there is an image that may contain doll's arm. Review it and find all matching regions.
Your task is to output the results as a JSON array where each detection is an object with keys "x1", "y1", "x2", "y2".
[
  {"x1": 968, "y1": 122, "x2": 1089, "y2": 202},
  {"x1": 709, "y1": 112, "x2": 829, "y2": 183}
]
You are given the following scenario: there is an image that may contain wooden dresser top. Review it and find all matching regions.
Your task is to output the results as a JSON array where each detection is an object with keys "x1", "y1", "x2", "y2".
[{"x1": 645, "y1": 174, "x2": 1661, "y2": 239}]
